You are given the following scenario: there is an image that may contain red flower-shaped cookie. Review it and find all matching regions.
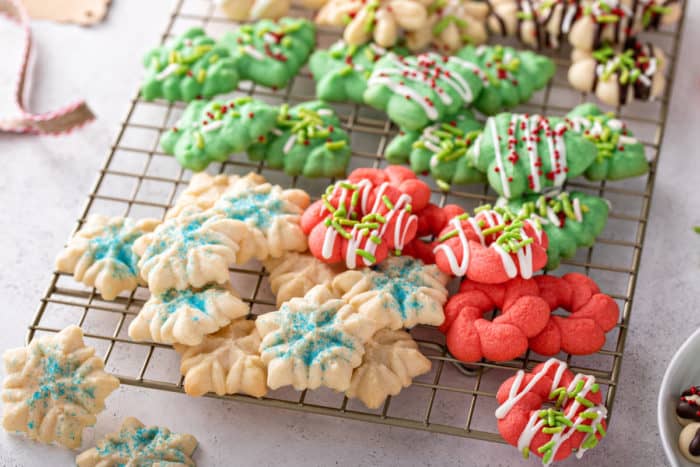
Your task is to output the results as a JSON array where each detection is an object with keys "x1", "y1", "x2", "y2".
[
  {"x1": 301, "y1": 166, "x2": 434, "y2": 268},
  {"x1": 496, "y1": 359, "x2": 607, "y2": 465},
  {"x1": 441, "y1": 273, "x2": 619, "y2": 362},
  {"x1": 433, "y1": 206, "x2": 549, "y2": 283}
]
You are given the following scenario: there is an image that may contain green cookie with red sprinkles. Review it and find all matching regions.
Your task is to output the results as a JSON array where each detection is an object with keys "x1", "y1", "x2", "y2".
[
  {"x1": 220, "y1": 17, "x2": 316, "y2": 89},
  {"x1": 160, "y1": 97, "x2": 278, "y2": 171}
]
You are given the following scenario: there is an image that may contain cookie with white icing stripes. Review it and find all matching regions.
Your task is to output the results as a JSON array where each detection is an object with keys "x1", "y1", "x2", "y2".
[
  {"x1": 364, "y1": 51, "x2": 485, "y2": 131},
  {"x1": 142, "y1": 27, "x2": 239, "y2": 102},
  {"x1": 160, "y1": 97, "x2": 278, "y2": 172},
  {"x1": 468, "y1": 112, "x2": 598, "y2": 200},
  {"x1": 220, "y1": 17, "x2": 316, "y2": 89},
  {"x1": 247, "y1": 101, "x2": 351, "y2": 178}
]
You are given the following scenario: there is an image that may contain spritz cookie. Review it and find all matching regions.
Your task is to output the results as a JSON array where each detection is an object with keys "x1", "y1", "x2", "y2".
[
  {"x1": 76, "y1": 417, "x2": 198, "y2": 467},
  {"x1": 263, "y1": 252, "x2": 345, "y2": 307},
  {"x1": 2, "y1": 326, "x2": 120, "y2": 448},
  {"x1": 128, "y1": 285, "x2": 249, "y2": 346},
  {"x1": 256, "y1": 284, "x2": 376, "y2": 391},
  {"x1": 142, "y1": 27, "x2": 238, "y2": 102},
  {"x1": 211, "y1": 175, "x2": 310, "y2": 263},
  {"x1": 132, "y1": 209, "x2": 242, "y2": 295},
  {"x1": 55, "y1": 215, "x2": 160, "y2": 300},
  {"x1": 418, "y1": 0, "x2": 490, "y2": 52},
  {"x1": 346, "y1": 329, "x2": 431, "y2": 409},
  {"x1": 175, "y1": 319, "x2": 267, "y2": 398},
  {"x1": 216, "y1": 0, "x2": 291, "y2": 21},
  {"x1": 332, "y1": 256, "x2": 449, "y2": 331}
]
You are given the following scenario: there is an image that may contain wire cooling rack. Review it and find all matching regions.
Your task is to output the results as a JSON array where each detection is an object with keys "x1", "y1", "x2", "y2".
[{"x1": 27, "y1": 0, "x2": 687, "y2": 444}]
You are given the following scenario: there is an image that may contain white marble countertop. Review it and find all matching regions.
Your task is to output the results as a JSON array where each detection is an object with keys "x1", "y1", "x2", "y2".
[{"x1": 1, "y1": 1, "x2": 699, "y2": 465}]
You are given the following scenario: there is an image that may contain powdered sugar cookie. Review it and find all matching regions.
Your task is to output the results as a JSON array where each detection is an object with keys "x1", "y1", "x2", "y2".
[
  {"x1": 495, "y1": 358, "x2": 607, "y2": 465},
  {"x1": 216, "y1": 0, "x2": 291, "y2": 21},
  {"x1": 166, "y1": 172, "x2": 267, "y2": 220},
  {"x1": 568, "y1": 38, "x2": 667, "y2": 107},
  {"x1": 55, "y1": 215, "x2": 160, "y2": 300},
  {"x1": 346, "y1": 329, "x2": 431, "y2": 409},
  {"x1": 211, "y1": 176, "x2": 310, "y2": 263},
  {"x1": 128, "y1": 285, "x2": 249, "y2": 346},
  {"x1": 256, "y1": 284, "x2": 376, "y2": 391},
  {"x1": 174, "y1": 319, "x2": 267, "y2": 398},
  {"x1": 332, "y1": 256, "x2": 448, "y2": 331},
  {"x1": 264, "y1": 252, "x2": 345, "y2": 307},
  {"x1": 132, "y1": 209, "x2": 242, "y2": 295},
  {"x1": 76, "y1": 417, "x2": 198, "y2": 467},
  {"x1": 2, "y1": 326, "x2": 120, "y2": 448}
]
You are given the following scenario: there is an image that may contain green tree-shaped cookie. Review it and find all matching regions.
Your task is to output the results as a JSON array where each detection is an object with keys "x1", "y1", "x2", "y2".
[
  {"x1": 385, "y1": 109, "x2": 485, "y2": 188},
  {"x1": 364, "y1": 52, "x2": 486, "y2": 131},
  {"x1": 220, "y1": 17, "x2": 316, "y2": 89},
  {"x1": 142, "y1": 27, "x2": 239, "y2": 102},
  {"x1": 567, "y1": 103, "x2": 649, "y2": 181},
  {"x1": 247, "y1": 101, "x2": 351, "y2": 178},
  {"x1": 309, "y1": 41, "x2": 409, "y2": 104},
  {"x1": 456, "y1": 44, "x2": 555, "y2": 116},
  {"x1": 469, "y1": 112, "x2": 598, "y2": 200},
  {"x1": 160, "y1": 97, "x2": 278, "y2": 171},
  {"x1": 503, "y1": 191, "x2": 609, "y2": 270}
]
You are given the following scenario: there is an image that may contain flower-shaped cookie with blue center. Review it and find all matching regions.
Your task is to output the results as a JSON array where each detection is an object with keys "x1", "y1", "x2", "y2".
[
  {"x1": 332, "y1": 256, "x2": 449, "y2": 331},
  {"x1": 211, "y1": 174, "x2": 310, "y2": 263},
  {"x1": 256, "y1": 284, "x2": 376, "y2": 391},
  {"x1": 132, "y1": 209, "x2": 242, "y2": 294},
  {"x1": 55, "y1": 215, "x2": 160, "y2": 300},
  {"x1": 76, "y1": 417, "x2": 198, "y2": 467},
  {"x1": 129, "y1": 285, "x2": 249, "y2": 346},
  {"x1": 2, "y1": 326, "x2": 120, "y2": 448}
]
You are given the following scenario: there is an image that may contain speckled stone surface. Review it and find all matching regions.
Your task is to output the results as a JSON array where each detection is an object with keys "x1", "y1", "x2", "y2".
[{"x1": 0, "y1": 1, "x2": 699, "y2": 466}]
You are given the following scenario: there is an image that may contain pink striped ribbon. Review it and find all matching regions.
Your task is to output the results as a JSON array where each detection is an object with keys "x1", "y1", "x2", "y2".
[{"x1": 0, "y1": 0, "x2": 94, "y2": 135}]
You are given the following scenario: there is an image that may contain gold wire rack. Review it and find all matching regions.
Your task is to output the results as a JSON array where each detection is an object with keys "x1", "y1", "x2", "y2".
[{"x1": 26, "y1": 0, "x2": 687, "y2": 444}]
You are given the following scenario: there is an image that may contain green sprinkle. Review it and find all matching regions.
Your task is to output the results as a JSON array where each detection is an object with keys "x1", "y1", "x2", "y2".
[
  {"x1": 596, "y1": 13, "x2": 620, "y2": 23},
  {"x1": 197, "y1": 69, "x2": 206, "y2": 83},
  {"x1": 576, "y1": 396, "x2": 595, "y2": 408},
  {"x1": 382, "y1": 195, "x2": 394, "y2": 210},
  {"x1": 597, "y1": 422, "x2": 607, "y2": 437},
  {"x1": 331, "y1": 222, "x2": 352, "y2": 239},
  {"x1": 537, "y1": 441, "x2": 555, "y2": 454},
  {"x1": 579, "y1": 412, "x2": 599, "y2": 420},
  {"x1": 322, "y1": 196, "x2": 336, "y2": 213},
  {"x1": 194, "y1": 132, "x2": 205, "y2": 149},
  {"x1": 694, "y1": 226, "x2": 700, "y2": 234},
  {"x1": 542, "y1": 450, "x2": 554, "y2": 465},
  {"x1": 369, "y1": 235, "x2": 382, "y2": 245},
  {"x1": 436, "y1": 180, "x2": 451, "y2": 191},
  {"x1": 542, "y1": 427, "x2": 563, "y2": 434},
  {"x1": 339, "y1": 64, "x2": 354, "y2": 76},
  {"x1": 326, "y1": 140, "x2": 347, "y2": 151},
  {"x1": 356, "y1": 249, "x2": 376, "y2": 263},
  {"x1": 558, "y1": 415, "x2": 574, "y2": 427},
  {"x1": 591, "y1": 383, "x2": 600, "y2": 393},
  {"x1": 522, "y1": 447, "x2": 530, "y2": 459},
  {"x1": 481, "y1": 224, "x2": 506, "y2": 236},
  {"x1": 433, "y1": 16, "x2": 454, "y2": 36},
  {"x1": 576, "y1": 424, "x2": 594, "y2": 433},
  {"x1": 438, "y1": 230, "x2": 459, "y2": 242},
  {"x1": 405, "y1": 204, "x2": 412, "y2": 213}
]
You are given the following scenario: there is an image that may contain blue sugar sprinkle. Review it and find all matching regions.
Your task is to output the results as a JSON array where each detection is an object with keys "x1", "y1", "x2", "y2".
[
  {"x1": 215, "y1": 191, "x2": 284, "y2": 229},
  {"x1": 144, "y1": 216, "x2": 220, "y2": 262},
  {"x1": 26, "y1": 352, "x2": 95, "y2": 410},
  {"x1": 96, "y1": 425, "x2": 188, "y2": 463},
  {"x1": 371, "y1": 258, "x2": 427, "y2": 320},
  {"x1": 88, "y1": 222, "x2": 142, "y2": 279}
]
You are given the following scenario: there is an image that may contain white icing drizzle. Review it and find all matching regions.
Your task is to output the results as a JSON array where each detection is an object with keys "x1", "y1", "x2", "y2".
[
  {"x1": 320, "y1": 181, "x2": 417, "y2": 268},
  {"x1": 496, "y1": 358, "x2": 607, "y2": 466},
  {"x1": 201, "y1": 120, "x2": 224, "y2": 133},
  {"x1": 316, "y1": 108, "x2": 333, "y2": 116},
  {"x1": 283, "y1": 135, "x2": 297, "y2": 154},
  {"x1": 367, "y1": 76, "x2": 439, "y2": 120},
  {"x1": 573, "y1": 198, "x2": 583, "y2": 222},
  {"x1": 242, "y1": 45, "x2": 265, "y2": 60},
  {"x1": 488, "y1": 118, "x2": 511, "y2": 198},
  {"x1": 156, "y1": 63, "x2": 180, "y2": 80}
]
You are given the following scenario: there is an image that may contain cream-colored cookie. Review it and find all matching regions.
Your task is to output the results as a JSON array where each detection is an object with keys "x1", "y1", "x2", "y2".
[
  {"x1": 568, "y1": 42, "x2": 666, "y2": 107},
  {"x1": 55, "y1": 215, "x2": 160, "y2": 300},
  {"x1": 317, "y1": 0, "x2": 431, "y2": 50},
  {"x1": 332, "y1": 256, "x2": 448, "y2": 331},
  {"x1": 133, "y1": 209, "x2": 242, "y2": 295},
  {"x1": 256, "y1": 284, "x2": 376, "y2": 391},
  {"x1": 216, "y1": 0, "x2": 291, "y2": 21},
  {"x1": 166, "y1": 172, "x2": 266, "y2": 220},
  {"x1": 128, "y1": 285, "x2": 249, "y2": 346},
  {"x1": 410, "y1": 0, "x2": 489, "y2": 53},
  {"x1": 211, "y1": 177, "x2": 310, "y2": 264},
  {"x1": 679, "y1": 423, "x2": 700, "y2": 464},
  {"x1": 76, "y1": 417, "x2": 198, "y2": 467},
  {"x1": 174, "y1": 319, "x2": 267, "y2": 398},
  {"x1": 264, "y1": 252, "x2": 345, "y2": 307},
  {"x1": 346, "y1": 329, "x2": 431, "y2": 409},
  {"x1": 2, "y1": 326, "x2": 120, "y2": 449}
]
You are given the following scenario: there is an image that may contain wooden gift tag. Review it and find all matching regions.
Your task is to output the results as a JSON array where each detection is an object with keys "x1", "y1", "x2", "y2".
[{"x1": 20, "y1": 0, "x2": 111, "y2": 25}]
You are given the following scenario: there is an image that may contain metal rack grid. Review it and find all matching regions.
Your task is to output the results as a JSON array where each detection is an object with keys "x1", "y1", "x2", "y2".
[{"x1": 27, "y1": 0, "x2": 687, "y2": 444}]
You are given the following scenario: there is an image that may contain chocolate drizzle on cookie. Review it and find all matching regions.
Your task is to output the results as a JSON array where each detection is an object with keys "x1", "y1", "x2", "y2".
[
  {"x1": 677, "y1": 386, "x2": 700, "y2": 422},
  {"x1": 689, "y1": 427, "x2": 700, "y2": 457}
]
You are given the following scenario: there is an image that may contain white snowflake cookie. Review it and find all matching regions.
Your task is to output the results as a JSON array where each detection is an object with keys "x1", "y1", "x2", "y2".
[
  {"x1": 55, "y1": 215, "x2": 160, "y2": 300},
  {"x1": 166, "y1": 172, "x2": 266, "y2": 220},
  {"x1": 332, "y1": 256, "x2": 448, "y2": 331},
  {"x1": 76, "y1": 417, "x2": 198, "y2": 467},
  {"x1": 211, "y1": 177, "x2": 310, "y2": 264},
  {"x1": 174, "y1": 319, "x2": 267, "y2": 398},
  {"x1": 2, "y1": 326, "x2": 120, "y2": 448},
  {"x1": 264, "y1": 252, "x2": 345, "y2": 307},
  {"x1": 256, "y1": 284, "x2": 376, "y2": 391},
  {"x1": 132, "y1": 209, "x2": 242, "y2": 295},
  {"x1": 346, "y1": 329, "x2": 431, "y2": 408},
  {"x1": 216, "y1": 0, "x2": 291, "y2": 21},
  {"x1": 128, "y1": 285, "x2": 249, "y2": 346}
]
